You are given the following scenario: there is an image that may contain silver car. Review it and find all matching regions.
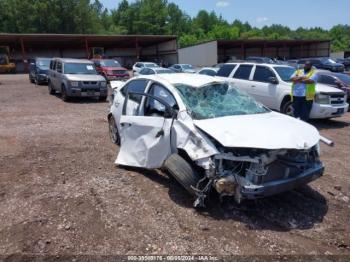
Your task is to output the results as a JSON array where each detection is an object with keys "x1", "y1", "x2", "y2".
[{"x1": 48, "y1": 58, "x2": 107, "y2": 101}]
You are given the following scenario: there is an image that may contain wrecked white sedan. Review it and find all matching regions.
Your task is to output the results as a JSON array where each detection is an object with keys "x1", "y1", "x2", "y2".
[{"x1": 108, "y1": 73, "x2": 324, "y2": 208}]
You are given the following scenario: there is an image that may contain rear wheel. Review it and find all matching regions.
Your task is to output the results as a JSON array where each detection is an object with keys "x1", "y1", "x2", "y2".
[
  {"x1": 163, "y1": 154, "x2": 201, "y2": 196},
  {"x1": 108, "y1": 116, "x2": 120, "y2": 145}
]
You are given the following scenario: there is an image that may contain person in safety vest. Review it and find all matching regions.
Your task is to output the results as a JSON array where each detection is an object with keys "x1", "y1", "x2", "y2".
[{"x1": 290, "y1": 61, "x2": 317, "y2": 121}]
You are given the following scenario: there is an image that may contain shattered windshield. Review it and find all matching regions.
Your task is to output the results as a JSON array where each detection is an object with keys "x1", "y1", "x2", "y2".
[{"x1": 175, "y1": 82, "x2": 269, "y2": 120}]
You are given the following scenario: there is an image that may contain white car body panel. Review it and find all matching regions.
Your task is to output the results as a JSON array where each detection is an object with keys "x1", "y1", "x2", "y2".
[
  {"x1": 116, "y1": 116, "x2": 173, "y2": 168},
  {"x1": 193, "y1": 112, "x2": 320, "y2": 150}
]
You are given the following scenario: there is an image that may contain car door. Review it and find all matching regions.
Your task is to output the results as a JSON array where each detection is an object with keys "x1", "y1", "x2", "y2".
[
  {"x1": 112, "y1": 79, "x2": 150, "y2": 131},
  {"x1": 231, "y1": 64, "x2": 254, "y2": 93},
  {"x1": 50, "y1": 60, "x2": 59, "y2": 90},
  {"x1": 55, "y1": 61, "x2": 63, "y2": 90},
  {"x1": 116, "y1": 82, "x2": 177, "y2": 168},
  {"x1": 250, "y1": 65, "x2": 279, "y2": 108}
]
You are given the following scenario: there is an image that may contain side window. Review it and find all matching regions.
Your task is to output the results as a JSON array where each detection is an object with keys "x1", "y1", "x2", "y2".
[
  {"x1": 56, "y1": 62, "x2": 62, "y2": 73},
  {"x1": 233, "y1": 65, "x2": 253, "y2": 80},
  {"x1": 120, "y1": 79, "x2": 149, "y2": 101},
  {"x1": 319, "y1": 75, "x2": 337, "y2": 86},
  {"x1": 216, "y1": 64, "x2": 237, "y2": 77},
  {"x1": 50, "y1": 60, "x2": 54, "y2": 70},
  {"x1": 94, "y1": 61, "x2": 101, "y2": 67},
  {"x1": 253, "y1": 66, "x2": 275, "y2": 83},
  {"x1": 144, "y1": 83, "x2": 177, "y2": 117},
  {"x1": 174, "y1": 65, "x2": 180, "y2": 69}
]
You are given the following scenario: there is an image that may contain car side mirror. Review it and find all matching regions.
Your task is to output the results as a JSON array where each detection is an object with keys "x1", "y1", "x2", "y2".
[
  {"x1": 268, "y1": 76, "x2": 279, "y2": 84},
  {"x1": 164, "y1": 105, "x2": 178, "y2": 119}
]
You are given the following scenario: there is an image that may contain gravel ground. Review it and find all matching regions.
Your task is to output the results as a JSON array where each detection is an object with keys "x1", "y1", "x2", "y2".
[{"x1": 0, "y1": 74, "x2": 350, "y2": 259}]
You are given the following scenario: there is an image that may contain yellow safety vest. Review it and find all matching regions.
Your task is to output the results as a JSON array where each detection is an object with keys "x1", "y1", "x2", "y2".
[{"x1": 291, "y1": 69, "x2": 316, "y2": 101}]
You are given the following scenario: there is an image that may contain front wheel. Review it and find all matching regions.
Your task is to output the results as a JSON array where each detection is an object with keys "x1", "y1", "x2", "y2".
[
  {"x1": 282, "y1": 100, "x2": 294, "y2": 116},
  {"x1": 48, "y1": 81, "x2": 55, "y2": 95},
  {"x1": 61, "y1": 86, "x2": 70, "y2": 102},
  {"x1": 163, "y1": 154, "x2": 201, "y2": 196}
]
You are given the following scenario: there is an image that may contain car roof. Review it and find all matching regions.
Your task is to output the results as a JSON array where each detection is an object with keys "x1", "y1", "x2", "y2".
[
  {"x1": 139, "y1": 73, "x2": 221, "y2": 87},
  {"x1": 223, "y1": 62, "x2": 292, "y2": 68},
  {"x1": 53, "y1": 58, "x2": 92, "y2": 64}
]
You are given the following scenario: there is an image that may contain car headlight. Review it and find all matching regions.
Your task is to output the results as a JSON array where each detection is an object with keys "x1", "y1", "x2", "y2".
[
  {"x1": 100, "y1": 81, "x2": 107, "y2": 87},
  {"x1": 70, "y1": 81, "x2": 79, "y2": 87},
  {"x1": 315, "y1": 93, "x2": 330, "y2": 104}
]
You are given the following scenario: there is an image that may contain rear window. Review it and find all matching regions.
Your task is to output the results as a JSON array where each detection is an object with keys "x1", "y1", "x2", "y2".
[
  {"x1": 233, "y1": 65, "x2": 253, "y2": 80},
  {"x1": 216, "y1": 64, "x2": 237, "y2": 77}
]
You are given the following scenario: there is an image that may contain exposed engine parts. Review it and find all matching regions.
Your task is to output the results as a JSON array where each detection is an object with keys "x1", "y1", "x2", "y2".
[{"x1": 191, "y1": 146, "x2": 322, "y2": 207}]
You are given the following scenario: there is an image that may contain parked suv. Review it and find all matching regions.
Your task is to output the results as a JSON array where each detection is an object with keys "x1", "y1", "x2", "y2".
[
  {"x1": 48, "y1": 58, "x2": 107, "y2": 101},
  {"x1": 29, "y1": 57, "x2": 51, "y2": 85},
  {"x1": 92, "y1": 59, "x2": 129, "y2": 81},
  {"x1": 297, "y1": 58, "x2": 344, "y2": 72},
  {"x1": 216, "y1": 63, "x2": 349, "y2": 119}
]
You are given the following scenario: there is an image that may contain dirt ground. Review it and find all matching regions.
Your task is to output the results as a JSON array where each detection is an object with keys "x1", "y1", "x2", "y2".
[{"x1": 0, "y1": 74, "x2": 350, "y2": 259}]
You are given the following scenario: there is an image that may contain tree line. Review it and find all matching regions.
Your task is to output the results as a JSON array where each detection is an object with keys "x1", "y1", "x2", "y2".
[{"x1": 0, "y1": 0, "x2": 349, "y2": 52}]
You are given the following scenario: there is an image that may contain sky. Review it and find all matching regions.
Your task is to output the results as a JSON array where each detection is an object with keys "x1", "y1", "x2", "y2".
[{"x1": 100, "y1": 0, "x2": 350, "y2": 30}]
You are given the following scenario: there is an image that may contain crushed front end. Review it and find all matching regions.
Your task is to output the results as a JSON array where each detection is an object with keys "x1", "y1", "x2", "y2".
[{"x1": 193, "y1": 145, "x2": 324, "y2": 207}]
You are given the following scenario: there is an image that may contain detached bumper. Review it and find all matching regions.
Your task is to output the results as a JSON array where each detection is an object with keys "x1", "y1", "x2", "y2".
[
  {"x1": 241, "y1": 163, "x2": 324, "y2": 199},
  {"x1": 310, "y1": 102, "x2": 349, "y2": 119}
]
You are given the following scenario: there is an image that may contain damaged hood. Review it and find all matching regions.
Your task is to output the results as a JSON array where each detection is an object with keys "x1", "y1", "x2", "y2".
[{"x1": 193, "y1": 112, "x2": 320, "y2": 150}]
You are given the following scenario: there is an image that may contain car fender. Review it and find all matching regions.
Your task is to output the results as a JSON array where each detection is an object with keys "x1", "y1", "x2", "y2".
[{"x1": 172, "y1": 111, "x2": 219, "y2": 164}]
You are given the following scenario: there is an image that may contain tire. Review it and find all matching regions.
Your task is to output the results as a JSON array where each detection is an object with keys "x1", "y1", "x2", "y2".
[
  {"x1": 163, "y1": 154, "x2": 201, "y2": 196},
  {"x1": 48, "y1": 81, "x2": 55, "y2": 95},
  {"x1": 108, "y1": 116, "x2": 120, "y2": 145},
  {"x1": 281, "y1": 99, "x2": 294, "y2": 116},
  {"x1": 61, "y1": 86, "x2": 70, "y2": 102},
  {"x1": 99, "y1": 96, "x2": 107, "y2": 102},
  {"x1": 30, "y1": 77, "x2": 35, "y2": 84}
]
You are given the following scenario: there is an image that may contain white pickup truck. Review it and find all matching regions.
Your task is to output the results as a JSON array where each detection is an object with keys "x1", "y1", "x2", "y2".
[{"x1": 216, "y1": 63, "x2": 349, "y2": 119}]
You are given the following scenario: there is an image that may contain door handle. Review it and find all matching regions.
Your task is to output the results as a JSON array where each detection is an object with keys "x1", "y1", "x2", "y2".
[
  {"x1": 251, "y1": 85, "x2": 256, "y2": 88},
  {"x1": 121, "y1": 123, "x2": 131, "y2": 127}
]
